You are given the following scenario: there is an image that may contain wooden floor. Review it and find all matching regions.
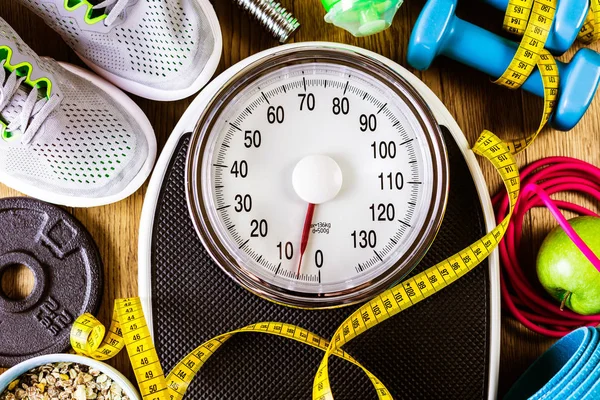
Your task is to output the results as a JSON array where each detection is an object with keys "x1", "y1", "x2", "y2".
[{"x1": 1, "y1": 0, "x2": 599, "y2": 397}]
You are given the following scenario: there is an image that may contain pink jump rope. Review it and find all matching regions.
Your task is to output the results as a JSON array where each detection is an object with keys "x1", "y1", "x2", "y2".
[{"x1": 493, "y1": 157, "x2": 600, "y2": 337}]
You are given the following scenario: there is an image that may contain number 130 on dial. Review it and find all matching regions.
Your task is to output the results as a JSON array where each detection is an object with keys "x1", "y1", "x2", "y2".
[{"x1": 187, "y1": 47, "x2": 448, "y2": 308}]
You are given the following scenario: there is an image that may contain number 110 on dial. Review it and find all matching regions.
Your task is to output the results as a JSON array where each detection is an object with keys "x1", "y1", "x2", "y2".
[{"x1": 188, "y1": 48, "x2": 448, "y2": 308}]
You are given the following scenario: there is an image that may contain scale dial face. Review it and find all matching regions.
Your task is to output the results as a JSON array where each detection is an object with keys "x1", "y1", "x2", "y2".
[{"x1": 187, "y1": 47, "x2": 449, "y2": 308}]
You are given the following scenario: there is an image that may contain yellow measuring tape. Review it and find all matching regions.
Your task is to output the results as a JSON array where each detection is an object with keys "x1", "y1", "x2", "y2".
[
  {"x1": 504, "y1": 0, "x2": 600, "y2": 47},
  {"x1": 579, "y1": 0, "x2": 600, "y2": 44},
  {"x1": 69, "y1": 1, "x2": 567, "y2": 399},
  {"x1": 498, "y1": 0, "x2": 558, "y2": 152},
  {"x1": 70, "y1": 130, "x2": 519, "y2": 400}
]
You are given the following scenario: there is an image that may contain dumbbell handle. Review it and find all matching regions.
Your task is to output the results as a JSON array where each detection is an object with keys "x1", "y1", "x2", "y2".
[{"x1": 445, "y1": 18, "x2": 552, "y2": 98}]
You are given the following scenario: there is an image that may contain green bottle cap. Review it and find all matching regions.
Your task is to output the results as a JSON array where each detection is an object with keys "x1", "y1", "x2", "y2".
[
  {"x1": 321, "y1": 0, "x2": 403, "y2": 37},
  {"x1": 321, "y1": 0, "x2": 340, "y2": 11}
]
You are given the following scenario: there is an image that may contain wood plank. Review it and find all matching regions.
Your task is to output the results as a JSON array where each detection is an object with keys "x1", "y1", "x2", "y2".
[{"x1": 0, "y1": 1, "x2": 599, "y2": 397}]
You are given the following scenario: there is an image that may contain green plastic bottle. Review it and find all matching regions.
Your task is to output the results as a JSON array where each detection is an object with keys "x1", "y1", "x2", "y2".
[{"x1": 321, "y1": 0, "x2": 403, "y2": 37}]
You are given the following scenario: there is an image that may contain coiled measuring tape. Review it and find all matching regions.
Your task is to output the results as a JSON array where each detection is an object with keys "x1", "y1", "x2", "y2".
[{"x1": 70, "y1": 2, "x2": 565, "y2": 399}]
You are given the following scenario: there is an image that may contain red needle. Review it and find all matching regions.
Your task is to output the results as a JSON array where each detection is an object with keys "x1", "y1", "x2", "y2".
[{"x1": 296, "y1": 203, "x2": 316, "y2": 278}]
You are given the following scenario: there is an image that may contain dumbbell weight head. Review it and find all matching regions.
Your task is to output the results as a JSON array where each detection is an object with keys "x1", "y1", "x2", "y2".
[
  {"x1": 553, "y1": 49, "x2": 600, "y2": 131},
  {"x1": 407, "y1": 0, "x2": 600, "y2": 131},
  {"x1": 406, "y1": 0, "x2": 456, "y2": 71}
]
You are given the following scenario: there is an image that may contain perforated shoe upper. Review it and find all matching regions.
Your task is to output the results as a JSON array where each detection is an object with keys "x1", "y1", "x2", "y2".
[
  {"x1": 0, "y1": 17, "x2": 152, "y2": 203},
  {"x1": 18, "y1": 0, "x2": 217, "y2": 93}
]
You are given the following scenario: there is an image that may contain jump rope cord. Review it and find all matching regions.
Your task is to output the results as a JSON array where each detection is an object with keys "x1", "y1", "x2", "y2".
[{"x1": 493, "y1": 157, "x2": 600, "y2": 337}]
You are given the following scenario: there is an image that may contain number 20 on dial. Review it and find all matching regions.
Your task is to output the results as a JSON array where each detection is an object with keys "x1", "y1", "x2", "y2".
[{"x1": 187, "y1": 47, "x2": 448, "y2": 308}]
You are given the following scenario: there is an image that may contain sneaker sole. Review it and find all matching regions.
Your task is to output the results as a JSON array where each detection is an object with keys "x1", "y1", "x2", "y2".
[
  {"x1": 75, "y1": 0, "x2": 222, "y2": 102},
  {"x1": 1, "y1": 62, "x2": 157, "y2": 208}
]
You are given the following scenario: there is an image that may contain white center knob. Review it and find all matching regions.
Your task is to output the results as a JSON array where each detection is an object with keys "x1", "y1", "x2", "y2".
[{"x1": 292, "y1": 155, "x2": 343, "y2": 204}]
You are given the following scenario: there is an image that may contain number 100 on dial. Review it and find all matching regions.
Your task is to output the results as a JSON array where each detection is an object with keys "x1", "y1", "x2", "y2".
[{"x1": 187, "y1": 47, "x2": 449, "y2": 308}]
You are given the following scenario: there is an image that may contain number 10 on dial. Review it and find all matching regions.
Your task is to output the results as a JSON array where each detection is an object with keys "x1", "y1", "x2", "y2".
[{"x1": 187, "y1": 47, "x2": 448, "y2": 308}]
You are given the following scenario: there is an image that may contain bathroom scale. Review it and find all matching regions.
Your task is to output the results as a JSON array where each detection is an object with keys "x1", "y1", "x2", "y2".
[{"x1": 138, "y1": 42, "x2": 500, "y2": 399}]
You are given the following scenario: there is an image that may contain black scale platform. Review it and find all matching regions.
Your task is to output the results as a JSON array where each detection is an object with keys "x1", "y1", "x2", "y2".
[{"x1": 150, "y1": 127, "x2": 490, "y2": 399}]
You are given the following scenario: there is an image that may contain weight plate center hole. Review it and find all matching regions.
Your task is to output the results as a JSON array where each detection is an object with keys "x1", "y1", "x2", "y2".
[
  {"x1": 0, "y1": 252, "x2": 46, "y2": 313},
  {"x1": 0, "y1": 263, "x2": 34, "y2": 301}
]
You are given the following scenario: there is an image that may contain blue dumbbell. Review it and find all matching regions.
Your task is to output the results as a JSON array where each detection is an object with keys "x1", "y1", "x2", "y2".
[
  {"x1": 407, "y1": 0, "x2": 600, "y2": 131},
  {"x1": 482, "y1": 0, "x2": 589, "y2": 55}
]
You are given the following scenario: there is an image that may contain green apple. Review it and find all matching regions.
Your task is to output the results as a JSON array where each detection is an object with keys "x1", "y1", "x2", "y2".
[{"x1": 537, "y1": 216, "x2": 600, "y2": 315}]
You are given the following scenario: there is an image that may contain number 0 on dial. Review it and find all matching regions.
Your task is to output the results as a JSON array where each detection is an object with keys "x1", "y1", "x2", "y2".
[{"x1": 187, "y1": 47, "x2": 449, "y2": 308}]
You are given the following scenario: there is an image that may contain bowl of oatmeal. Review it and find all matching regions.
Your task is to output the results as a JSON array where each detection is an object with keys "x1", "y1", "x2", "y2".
[{"x1": 0, "y1": 354, "x2": 140, "y2": 400}]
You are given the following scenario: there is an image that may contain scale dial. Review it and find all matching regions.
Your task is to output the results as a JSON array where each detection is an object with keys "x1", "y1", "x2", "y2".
[{"x1": 187, "y1": 47, "x2": 449, "y2": 308}]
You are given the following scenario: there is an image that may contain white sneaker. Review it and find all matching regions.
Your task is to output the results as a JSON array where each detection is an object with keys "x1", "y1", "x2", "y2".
[
  {"x1": 16, "y1": 0, "x2": 222, "y2": 101},
  {"x1": 0, "y1": 18, "x2": 156, "y2": 207}
]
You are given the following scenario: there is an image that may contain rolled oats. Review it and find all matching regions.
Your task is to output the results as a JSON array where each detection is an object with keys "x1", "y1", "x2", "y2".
[{"x1": 0, "y1": 363, "x2": 130, "y2": 400}]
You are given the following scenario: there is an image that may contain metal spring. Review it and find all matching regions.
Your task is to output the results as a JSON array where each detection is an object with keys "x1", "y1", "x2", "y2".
[{"x1": 233, "y1": 0, "x2": 300, "y2": 43}]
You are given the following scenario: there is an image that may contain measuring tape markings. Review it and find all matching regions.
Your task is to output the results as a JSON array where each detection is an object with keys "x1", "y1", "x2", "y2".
[
  {"x1": 503, "y1": 0, "x2": 600, "y2": 47},
  {"x1": 507, "y1": 0, "x2": 600, "y2": 45},
  {"x1": 162, "y1": 322, "x2": 392, "y2": 400},
  {"x1": 495, "y1": 0, "x2": 559, "y2": 154},
  {"x1": 71, "y1": 300, "x2": 168, "y2": 398},
  {"x1": 71, "y1": 299, "x2": 394, "y2": 399},
  {"x1": 71, "y1": 308, "x2": 124, "y2": 361},
  {"x1": 502, "y1": 0, "x2": 533, "y2": 36},
  {"x1": 579, "y1": 0, "x2": 600, "y2": 44},
  {"x1": 499, "y1": 0, "x2": 554, "y2": 86},
  {"x1": 69, "y1": 130, "x2": 521, "y2": 400},
  {"x1": 501, "y1": 49, "x2": 559, "y2": 154},
  {"x1": 312, "y1": 130, "x2": 520, "y2": 400}
]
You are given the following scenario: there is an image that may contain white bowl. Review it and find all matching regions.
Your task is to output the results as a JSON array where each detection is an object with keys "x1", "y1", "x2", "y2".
[{"x1": 0, "y1": 354, "x2": 141, "y2": 399}]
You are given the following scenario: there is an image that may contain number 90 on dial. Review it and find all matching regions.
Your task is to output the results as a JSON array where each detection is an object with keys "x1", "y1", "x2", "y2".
[{"x1": 187, "y1": 47, "x2": 449, "y2": 308}]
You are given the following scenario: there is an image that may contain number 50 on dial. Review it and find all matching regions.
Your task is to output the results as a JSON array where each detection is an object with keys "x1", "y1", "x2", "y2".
[{"x1": 187, "y1": 47, "x2": 448, "y2": 309}]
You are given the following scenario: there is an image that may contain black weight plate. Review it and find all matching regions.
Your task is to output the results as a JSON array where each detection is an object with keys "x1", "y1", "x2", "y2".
[
  {"x1": 0, "y1": 197, "x2": 103, "y2": 367},
  {"x1": 149, "y1": 126, "x2": 490, "y2": 399}
]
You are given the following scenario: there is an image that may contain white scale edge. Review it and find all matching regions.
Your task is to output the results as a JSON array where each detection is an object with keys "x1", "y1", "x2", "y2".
[{"x1": 137, "y1": 42, "x2": 500, "y2": 400}]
